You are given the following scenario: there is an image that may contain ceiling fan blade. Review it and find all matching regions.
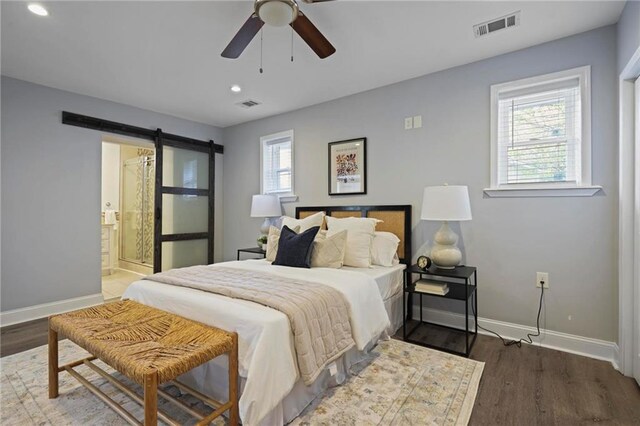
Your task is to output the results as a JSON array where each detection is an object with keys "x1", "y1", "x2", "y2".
[
  {"x1": 221, "y1": 14, "x2": 264, "y2": 59},
  {"x1": 290, "y1": 12, "x2": 336, "y2": 59}
]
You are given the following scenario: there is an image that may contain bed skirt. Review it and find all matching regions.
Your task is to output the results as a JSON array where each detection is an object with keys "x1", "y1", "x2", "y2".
[
  {"x1": 383, "y1": 289, "x2": 403, "y2": 336},
  {"x1": 177, "y1": 334, "x2": 383, "y2": 426}
]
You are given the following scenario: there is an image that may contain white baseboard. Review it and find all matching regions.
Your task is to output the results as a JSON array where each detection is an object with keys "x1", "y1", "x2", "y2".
[
  {"x1": 413, "y1": 306, "x2": 619, "y2": 369},
  {"x1": 611, "y1": 343, "x2": 621, "y2": 371},
  {"x1": 0, "y1": 293, "x2": 105, "y2": 327}
]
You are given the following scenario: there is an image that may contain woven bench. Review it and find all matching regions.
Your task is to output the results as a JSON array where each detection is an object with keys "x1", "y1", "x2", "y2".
[{"x1": 48, "y1": 300, "x2": 239, "y2": 426}]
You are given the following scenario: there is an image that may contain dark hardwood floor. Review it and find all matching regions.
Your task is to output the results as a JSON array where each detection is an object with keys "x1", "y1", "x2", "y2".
[
  {"x1": 1, "y1": 317, "x2": 59, "y2": 357},
  {"x1": 468, "y1": 334, "x2": 640, "y2": 425},
  {"x1": 3, "y1": 318, "x2": 640, "y2": 424}
]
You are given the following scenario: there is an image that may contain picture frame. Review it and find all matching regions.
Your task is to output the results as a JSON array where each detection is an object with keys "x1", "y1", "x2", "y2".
[{"x1": 328, "y1": 138, "x2": 367, "y2": 196}]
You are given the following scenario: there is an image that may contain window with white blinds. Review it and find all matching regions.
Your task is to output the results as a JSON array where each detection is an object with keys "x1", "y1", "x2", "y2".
[
  {"x1": 260, "y1": 130, "x2": 294, "y2": 196},
  {"x1": 498, "y1": 81, "x2": 580, "y2": 184},
  {"x1": 488, "y1": 66, "x2": 598, "y2": 197}
]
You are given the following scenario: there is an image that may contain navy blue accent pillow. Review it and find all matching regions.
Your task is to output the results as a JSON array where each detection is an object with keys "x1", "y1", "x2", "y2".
[{"x1": 273, "y1": 225, "x2": 320, "y2": 268}]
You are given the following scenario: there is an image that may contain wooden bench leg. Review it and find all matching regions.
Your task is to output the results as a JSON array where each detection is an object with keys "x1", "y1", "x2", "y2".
[
  {"x1": 229, "y1": 333, "x2": 239, "y2": 426},
  {"x1": 48, "y1": 321, "x2": 58, "y2": 399},
  {"x1": 144, "y1": 372, "x2": 158, "y2": 426}
]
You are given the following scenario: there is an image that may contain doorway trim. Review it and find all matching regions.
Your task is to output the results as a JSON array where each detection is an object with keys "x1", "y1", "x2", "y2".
[{"x1": 618, "y1": 45, "x2": 640, "y2": 378}]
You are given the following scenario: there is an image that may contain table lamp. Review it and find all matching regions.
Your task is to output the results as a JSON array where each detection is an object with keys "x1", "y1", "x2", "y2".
[
  {"x1": 421, "y1": 185, "x2": 472, "y2": 269},
  {"x1": 251, "y1": 194, "x2": 282, "y2": 235}
]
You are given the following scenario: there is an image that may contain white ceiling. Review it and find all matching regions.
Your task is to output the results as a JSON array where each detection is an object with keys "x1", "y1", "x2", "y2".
[{"x1": 1, "y1": 1, "x2": 625, "y2": 128}]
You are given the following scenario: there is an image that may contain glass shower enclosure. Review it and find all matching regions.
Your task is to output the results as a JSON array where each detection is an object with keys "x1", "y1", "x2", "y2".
[{"x1": 121, "y1": 153, "x2": 155, "y2": 266}]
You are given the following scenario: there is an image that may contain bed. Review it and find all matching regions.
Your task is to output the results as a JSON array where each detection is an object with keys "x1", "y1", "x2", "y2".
[{"x1": 122, "y1": 205, "x2": 412, "y2": 426}]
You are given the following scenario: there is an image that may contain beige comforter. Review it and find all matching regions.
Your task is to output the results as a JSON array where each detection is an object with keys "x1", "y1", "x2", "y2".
[{"x1": 144, "y1": 265, "x2": 355, "y2": 385}]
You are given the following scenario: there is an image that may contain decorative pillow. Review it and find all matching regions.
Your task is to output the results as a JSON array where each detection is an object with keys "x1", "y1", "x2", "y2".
[
  {"x1": 281, "y1": 211, "x2": 325, "y2": 233},
  {"x1": 325, "y1": 216, "x2": 381, "y2": 268},
  {"x1": 371, "y1": 231, "x2": 401, "y2": 267},
  {"x1": 273, "y1": 226, "x2": 320, "y2": 268},
  {"x1": 325, "y1": 216, "x2": 381, "y2": 233},
  {"x1": 311, "y1": 230, "x2": 348, "y2": 268},
  {"x1": 266, "y1": 225, "x2": 300, "y2": 262}
]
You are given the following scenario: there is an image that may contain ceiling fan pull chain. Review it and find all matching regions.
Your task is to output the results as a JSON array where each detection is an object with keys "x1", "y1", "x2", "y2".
[
  {"x1": 291, "y1": 27, "x2": 294, "y2": 62},
  {"x1": 260, "y1": 28, "x2": 264, "y2": 74}
]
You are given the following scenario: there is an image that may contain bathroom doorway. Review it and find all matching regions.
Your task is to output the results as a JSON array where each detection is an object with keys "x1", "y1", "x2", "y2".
[{"x1": 101, "y1": 138, "x2": 155, "y2": 301}]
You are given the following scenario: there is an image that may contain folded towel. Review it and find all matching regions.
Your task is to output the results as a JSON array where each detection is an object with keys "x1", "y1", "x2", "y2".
[{"x1": 104, "y1": 210, "x2": 118, "y2": 230}]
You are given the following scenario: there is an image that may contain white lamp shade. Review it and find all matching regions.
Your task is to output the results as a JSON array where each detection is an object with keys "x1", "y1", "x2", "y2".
[
  {"x1": 251, "y1": 194, "x2": 281, "y2": 218},
  {"x1": 421, "y1": 185, "x2": 472, "y2": 221}
]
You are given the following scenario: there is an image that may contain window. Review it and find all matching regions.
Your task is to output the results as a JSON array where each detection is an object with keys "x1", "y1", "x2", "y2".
[
  {"x1": 486, "y1": 66, "x2": 600, "y2": 197},
  {"x1": 260, "y1": 130, "x2": 295, "y2": 199}
]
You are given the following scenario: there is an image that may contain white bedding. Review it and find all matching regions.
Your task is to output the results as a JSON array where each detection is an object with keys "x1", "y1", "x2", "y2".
[
  {"x1": 122, "y1": 260, "x2": 390, "y2": 426},
  {"x1": 342, "y1": 263, "x2": 405, "y2": 300}
]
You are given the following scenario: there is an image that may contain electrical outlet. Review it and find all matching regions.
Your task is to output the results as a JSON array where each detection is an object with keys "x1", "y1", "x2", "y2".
[
  {"x1": 536, "y1": 272, "x2": 549, "y2": 288},
  {"x1": 404, "y1": 117, "x2": 413, "y2": 130}
]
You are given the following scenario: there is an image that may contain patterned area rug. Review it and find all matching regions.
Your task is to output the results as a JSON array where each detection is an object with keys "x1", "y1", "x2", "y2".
[{"x1": 1, "y1": 338, "x2": 483, "y2": 425}]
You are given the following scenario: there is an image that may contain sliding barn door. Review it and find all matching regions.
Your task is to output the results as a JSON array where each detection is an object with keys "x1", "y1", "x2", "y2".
[{"x1": 153, "y1": 131, "x2": 215, "y2": 273}]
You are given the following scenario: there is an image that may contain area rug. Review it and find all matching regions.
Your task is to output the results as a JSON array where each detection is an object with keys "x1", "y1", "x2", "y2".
[{"x1": 1, "y1": 338, "x2": 483, "y2": 425}]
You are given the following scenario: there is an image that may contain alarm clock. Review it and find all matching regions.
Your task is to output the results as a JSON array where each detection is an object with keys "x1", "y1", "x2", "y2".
[{"x1": 417, "y1": 255, "x2": 432, "y2": 270}]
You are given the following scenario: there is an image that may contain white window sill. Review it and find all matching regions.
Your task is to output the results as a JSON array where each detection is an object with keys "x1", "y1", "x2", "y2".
[
  {"x1": 278, "y1": 194, "x2": 298, "y2": 203},
  {"x1": 483, "y1": 186, "x2": 602, "y2": 198}
]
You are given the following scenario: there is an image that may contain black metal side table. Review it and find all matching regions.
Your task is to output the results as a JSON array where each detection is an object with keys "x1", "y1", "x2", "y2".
[
  {"x1": 403, "y1": 264, "x2": 478, "y2": 357},
  {"x1": 237, "y1": 247, "x2": 266, "y2": 261}
]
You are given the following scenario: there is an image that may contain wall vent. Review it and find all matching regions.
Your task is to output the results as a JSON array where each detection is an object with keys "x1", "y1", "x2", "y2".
[
  {"x1": 236, "y1": 99, "x2": 261, "y2": 109},
  {"x1": 474, "y1": 11, "x2": 520, "y2": 38}
]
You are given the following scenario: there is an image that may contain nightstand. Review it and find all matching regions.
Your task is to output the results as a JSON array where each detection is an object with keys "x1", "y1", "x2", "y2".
[
  {"x1": 237, "y1": 247, "x2": 266, "y2": 261},
  {"x1": 403, "y1": 264, "x2": 477, "y2": 357}
]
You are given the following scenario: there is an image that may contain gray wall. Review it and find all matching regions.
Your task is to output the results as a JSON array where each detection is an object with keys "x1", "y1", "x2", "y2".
[
  {"x1": 222, "y1": 26, "x2": 618, "y2": 342},
  {"x1": 617, "y1": 0, "x2": 640, "y2": 72},
  {"x1": 1, "y1": 77, "x2": 224, "y2": 311}
]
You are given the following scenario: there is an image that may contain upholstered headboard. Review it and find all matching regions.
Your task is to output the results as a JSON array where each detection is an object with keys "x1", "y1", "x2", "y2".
[{"x1": 295, "y1": 205, "x2": 412, "y2": 265}]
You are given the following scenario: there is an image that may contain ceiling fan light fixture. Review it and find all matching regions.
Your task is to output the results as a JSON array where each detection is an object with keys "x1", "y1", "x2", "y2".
[
  {"x1": 256, "y1": 0, "x2": 298, "y2": 27},
  {"x1": 221, "y1": 0, "x2": 335, "y2": 60}
]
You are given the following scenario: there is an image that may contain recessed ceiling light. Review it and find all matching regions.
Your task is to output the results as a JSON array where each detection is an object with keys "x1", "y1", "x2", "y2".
[
  {"x1": 230, "y1": 85, "x2": 242, "y2": 93},
  {"x1": 28, "y1": 4, "x2": 49, "y2": 16}
]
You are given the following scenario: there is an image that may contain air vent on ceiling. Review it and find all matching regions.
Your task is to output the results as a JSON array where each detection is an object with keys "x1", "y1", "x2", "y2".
[
  {"x1": 236, "y1": 99, "x2": 261, "y2": 109},
  {"x1": 473, "y1": 11, "x2": 520, "y2": 38}
]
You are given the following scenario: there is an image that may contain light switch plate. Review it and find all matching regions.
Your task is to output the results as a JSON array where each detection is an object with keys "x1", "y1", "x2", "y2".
[
  {"x1": 413, "y1": 115, "x2": 422, "y2": 128},
  {"x1": 404, "y1": 117, "x2": 413, "y2": 130}
]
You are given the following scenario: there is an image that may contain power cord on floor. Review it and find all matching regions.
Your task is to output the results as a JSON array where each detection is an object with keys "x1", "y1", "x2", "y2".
[{"x1": 472, "y1": 285, "x2": 545, "y2": 348}]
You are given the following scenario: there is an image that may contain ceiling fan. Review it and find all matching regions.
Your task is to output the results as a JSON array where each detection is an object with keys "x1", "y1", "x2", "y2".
[{"x1": 221, "y1": 0, "x2": 336, "y2": 60}]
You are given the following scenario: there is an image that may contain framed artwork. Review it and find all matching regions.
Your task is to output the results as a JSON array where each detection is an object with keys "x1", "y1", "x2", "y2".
[{"x1": 328, "y1": 138, "x2": 367, "y2": 196}]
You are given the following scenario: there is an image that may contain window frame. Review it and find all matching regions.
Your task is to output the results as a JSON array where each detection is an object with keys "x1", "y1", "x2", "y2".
[
  {"x1": 260, "y1": 130, "x2": 297, "y2": 202},
  {"x1": 486, "y1": 66, "x2": 601, "y2": 197}
]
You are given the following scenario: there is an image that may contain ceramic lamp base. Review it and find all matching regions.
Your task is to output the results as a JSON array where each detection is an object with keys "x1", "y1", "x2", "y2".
[
  {"x1": 431, "y1": 221, "x2": 462, "y2": 269},
  {"x1": 259, "y1": 218, "x2": 271, "y2": 235}
]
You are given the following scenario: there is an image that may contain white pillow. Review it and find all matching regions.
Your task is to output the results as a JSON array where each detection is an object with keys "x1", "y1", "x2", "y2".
[
  {"x1": 371, "y1": 231, "x2": 401, "y2": 267},
  {"x1": 325, "y1": 216, "x2": 381, "y2": 268},
  {"x1": 325, "y1": 216, "x2": 380, "y2": 233},
  {"x1": 281, "y1": 211, "x2": 325, "y2": 233}
]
